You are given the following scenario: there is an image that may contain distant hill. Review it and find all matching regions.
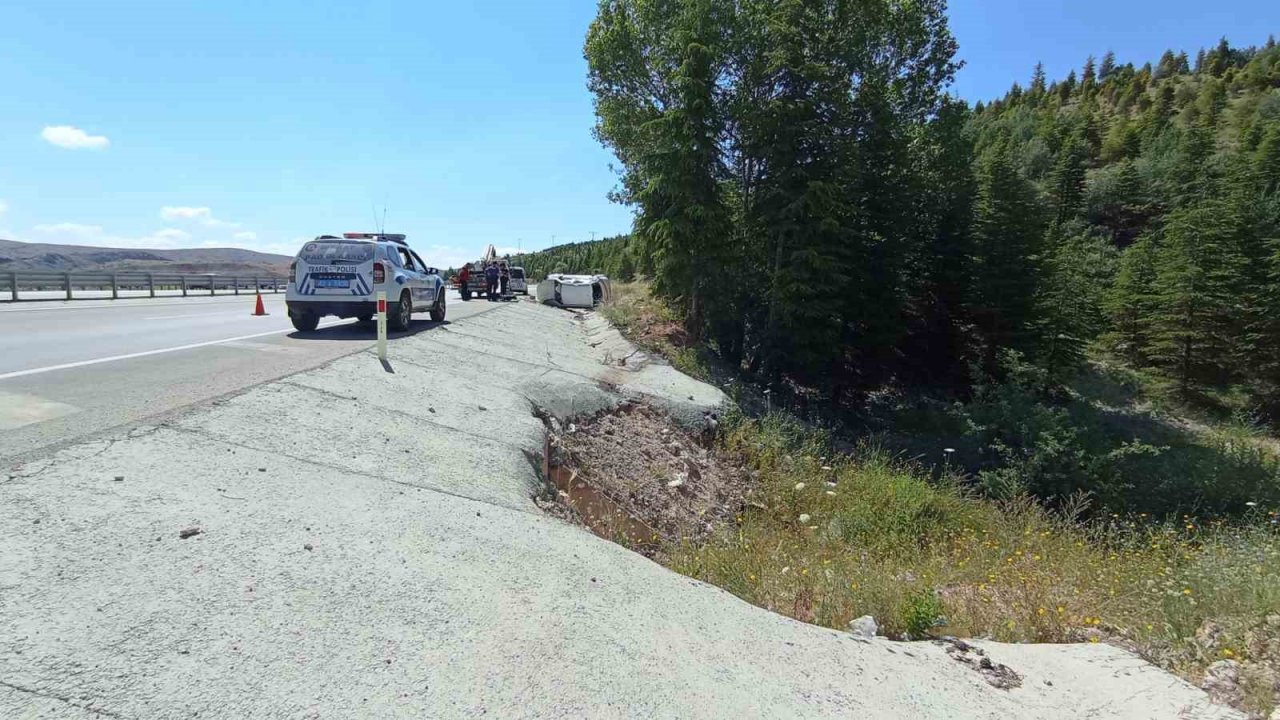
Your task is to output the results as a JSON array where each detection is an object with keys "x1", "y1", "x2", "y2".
[{"x1": 0, "y1": 238, "x2": 292, "y2": 276}]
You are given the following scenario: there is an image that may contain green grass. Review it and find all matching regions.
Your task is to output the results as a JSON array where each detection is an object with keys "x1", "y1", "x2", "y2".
[
  {"x1": 600, "y1": 281, "x2": 1280, "y2": 715},
  {"x1": 666, "y1": 413, "x2": 1280, "y2": 715}
]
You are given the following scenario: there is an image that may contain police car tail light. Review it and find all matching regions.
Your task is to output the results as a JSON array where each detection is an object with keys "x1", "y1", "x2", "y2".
[
  {"x1": 289, "y1": 261, "x2": 297, "y2": 285},
  {"x1": 373, "y1": 262, "x2": 385, "y2": 284}
]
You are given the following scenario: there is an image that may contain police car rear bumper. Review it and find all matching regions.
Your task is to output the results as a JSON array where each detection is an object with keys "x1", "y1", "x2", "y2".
[{"x1": 287, "y1": 299, "x2": 378, "y2": 318}]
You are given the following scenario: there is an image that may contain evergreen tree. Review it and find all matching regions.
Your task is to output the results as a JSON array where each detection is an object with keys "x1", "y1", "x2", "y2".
[
  {"x1": 1059, "y1": 70, "x2": 1077, "y2": 102},
  {"x1": 970, "y1": 141, "x2": 1045, "y2": 369},
  {"x1": 1104, "y1": 235, "x2": 1160, "y2": 363},
  {"x1": 1257, "y1": 126, "x2": 1280, "y2": 196},
  {"x1": 1146, "y1": 199, "x2": 1244, "y2": 394},
  {"x1": 1155, "y1": 49, "x2": 1178, "y2": 79},
  {"x1": 1099, "y1": 51, "x2": 1117, "y2": 81},
  {"x1": 1175, "y1": 51, "x2": 1191, "y2": 75},
  {"x1": 1049, "y1": 132, "x2": 1088, "y2": 226},
  {"x1": 1081, "y1": 56, "x2": 1097, "y2": 97},
  {"x1": 1030, "y1": 62, "x2": 1047, "y2": 95},
  {"x1": 1208, "y1": 38, "x2": 1231, "y2": 77},
  {"x1": 1037, "y1": 228, "x2": 1115, "y2": 379},
  {"x1": 1195, "y1": 48, "x2": 1207, "y2": 73}
]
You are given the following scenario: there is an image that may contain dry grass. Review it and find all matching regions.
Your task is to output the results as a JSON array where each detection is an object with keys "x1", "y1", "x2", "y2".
[
  {"x1": 601, "y1": 281, "x2": 708, "y2": 380},
  {"x1": 666, "y1": 413, "x2": 1280, "y2": 715},
  {"x1": 596, "y1": 281, "x2": 1280, "y2": 716}
]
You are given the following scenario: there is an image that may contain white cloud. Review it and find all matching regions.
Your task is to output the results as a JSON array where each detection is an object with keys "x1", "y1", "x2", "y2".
[
  {"x1": 160, "y1": 206, "x2": 212, "y2": 221},
  {"x1": 154, "y1": 228, "x2": 191, "y2": 241},
  {"x1": 159, "y1": 205, "x2": 240, "y2": 228},
  {"x1": 41, "y1": 125, "x2": 110, "y2": 150},
  {"x1": 233, "y1": 231, "x2": 258, "y2": 241},
  {"x1": 35, "y1": 222, "x2": 104, "y2": 236}
]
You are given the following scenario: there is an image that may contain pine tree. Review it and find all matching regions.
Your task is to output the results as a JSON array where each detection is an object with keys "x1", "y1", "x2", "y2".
[
  {"x1": 1059, "y1": 71, "x2": 1077, "y2": 102},
  {"x1": 970, "y1": 141, "x2": 1045, "y2": 370},
  {"x1": 1208, "y1": 38, "x2": 1231, "y2": 77},
  {"x1": 1175, "y1": 51, "x2": 1191, "y2": 75},
  {"x1": 1050, "y1": 132, "x2": 1088, "y2": 226},
  {"x1": 1147, "y1": 199, "x2": 1244, "y2": 394},
  {"x1": 1255, "y1": 125, "x2": 1280, "y2": 196},
  {"x1": 1195, "y1": 48, "x2": 1207, "y2": 73},
  {"x1": 1155, "y1": 49, "x2": 1178, "y2": 79},
  {"x1": 1099, "y1": 51, "x2": 1117, "y2": 81},
  {"x1": 1081, "y1": 56, "x2": 1097, "y2": 97},
  {"x1": 1038, "y1": 228, "x2": 1115, "y2": 379},
  {"x1": 1104, "y1": 235, "x2": 1160, "y2": 363},
  {"x1": 1030, "y1": 62, "x2": 1047, "y2": 95}
]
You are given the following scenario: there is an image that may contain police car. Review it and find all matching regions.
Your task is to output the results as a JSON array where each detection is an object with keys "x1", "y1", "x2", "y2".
[{"x1": 286, "y1": 233, "x2": 446, "y2": 332}]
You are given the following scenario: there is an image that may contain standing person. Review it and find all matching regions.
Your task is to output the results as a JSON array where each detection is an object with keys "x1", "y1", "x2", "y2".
[
  {"x1": 484, "y1": 262, "x2": 500, "y2": 302},
  {"x1": 499, "y1": 264, "x2": 510, "y2": 298},
  {"x1": 457, "y1": 265, "x2": 471, "y2": 300}
]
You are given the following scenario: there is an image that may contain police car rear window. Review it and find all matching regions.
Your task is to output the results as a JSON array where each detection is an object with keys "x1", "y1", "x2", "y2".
[{"x1": 299, "y1": 241, "x2": 374, "y2": 265}]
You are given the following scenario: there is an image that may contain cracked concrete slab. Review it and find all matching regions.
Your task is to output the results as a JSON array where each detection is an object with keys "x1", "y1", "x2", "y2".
[{"x1": 0, "y1": 301, "x2": 1240, "y2": 719}]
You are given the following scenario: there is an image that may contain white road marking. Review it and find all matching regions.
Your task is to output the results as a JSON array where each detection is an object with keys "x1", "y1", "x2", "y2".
[{"x1": 0, "y1": 321, "x2": 352, "y2": 381}]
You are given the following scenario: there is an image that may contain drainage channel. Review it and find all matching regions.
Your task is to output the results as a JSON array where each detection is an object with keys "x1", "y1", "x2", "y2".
[{"x1": 534, "y1": 413, "x2": 663, "y2": 553}]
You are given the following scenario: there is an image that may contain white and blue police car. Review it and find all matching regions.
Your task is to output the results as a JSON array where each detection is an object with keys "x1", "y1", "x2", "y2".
[{"x1": 286, "y1": 233, "x2": 446, "y2": 332}]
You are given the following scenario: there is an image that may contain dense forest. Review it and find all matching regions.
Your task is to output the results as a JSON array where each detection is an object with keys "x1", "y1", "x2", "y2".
[{"x1": 566, "y1": 3, "x2": 1280, "y2": 421}]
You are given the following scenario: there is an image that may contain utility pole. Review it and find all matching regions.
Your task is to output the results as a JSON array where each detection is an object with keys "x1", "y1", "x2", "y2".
[{"x1": 590, "y1": 231, "x2": 597, "y2": 243}]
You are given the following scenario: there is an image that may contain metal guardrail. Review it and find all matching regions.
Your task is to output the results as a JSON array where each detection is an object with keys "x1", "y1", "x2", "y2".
[{"x1": 0, "y1": 271, "x2": 289, "y2": 302}]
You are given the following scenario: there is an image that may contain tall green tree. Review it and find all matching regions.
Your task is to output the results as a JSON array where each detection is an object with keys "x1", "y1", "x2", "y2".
[
  {"x1": 970, "y1": 141, "x2": 1045, "y2": 369},
  {"x1": 1099, "y1": 51, "x2": 1117, "y2": 81},
  {"x1": 1146, "y1": 199, "x2": 1245, "y2": 394}
]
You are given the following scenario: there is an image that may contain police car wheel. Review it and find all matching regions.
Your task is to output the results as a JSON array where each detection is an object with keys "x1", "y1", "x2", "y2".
[
  {"x1": 430, "y1": 290, "x2": 447, "y2": 322},
  {"x1": 389, "y1": 292, "x2": 412, "y2": 331},
  {"x1": 290, "y1": 312, "x2": 319, "y2": 332}
]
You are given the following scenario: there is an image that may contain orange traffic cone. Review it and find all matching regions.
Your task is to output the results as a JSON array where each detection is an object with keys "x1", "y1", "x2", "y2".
[{"x1": 252, "y1": 292, "x2": 268, "y2": 316}]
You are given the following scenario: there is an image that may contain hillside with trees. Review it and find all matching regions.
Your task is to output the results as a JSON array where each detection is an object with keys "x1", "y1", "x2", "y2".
[
  {"x1": 508, "y1": 234, "x2": 636, "y2": 281},
  {"x1": 581, "y1": 4, "x2": 1280, "y2": 413},
  {"x1": 548, "y1": 5, "x2": 1280, "y2": 713},
  {"x1": 565, "y1": 0, "x2": 1280, "y2": 510}
]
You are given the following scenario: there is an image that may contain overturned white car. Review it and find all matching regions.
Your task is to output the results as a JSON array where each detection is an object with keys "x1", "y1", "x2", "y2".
[{"x1": 537, "y1": 274, "x2": 612, "y2": 308}]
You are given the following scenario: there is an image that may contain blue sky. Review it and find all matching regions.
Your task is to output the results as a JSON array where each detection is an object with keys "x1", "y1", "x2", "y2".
[{"x1": 1, "y1": 1, "x2": 1275, "y2": 269}]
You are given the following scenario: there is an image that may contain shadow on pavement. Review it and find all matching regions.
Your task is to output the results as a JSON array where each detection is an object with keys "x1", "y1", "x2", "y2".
[{"x1": 286, "y1": 319, "x2": 451, "y2": 341}]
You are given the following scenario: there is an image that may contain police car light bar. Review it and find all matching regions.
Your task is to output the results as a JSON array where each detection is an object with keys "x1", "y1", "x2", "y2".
[{"x1": 343, "y1": 232, "x2": 408, "y2": 244}]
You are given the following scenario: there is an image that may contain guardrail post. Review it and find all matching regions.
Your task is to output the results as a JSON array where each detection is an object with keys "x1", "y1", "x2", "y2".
[
  {"x1": 64, "y1": 273, "x2": 73, "y2": 301},
  {"x1": 253, "y1": 277, "x2": 259, "y2": 295},
  {"x1": 210, "y1": 277, "x2": 216, "y2": 296},
  {"x1": 233, "y1": 276, "x2": 240, "y2": 296},
  {"x1": 181, "y1": 276, "x2": 188, "y2": 297},
  {"x1": 7, "y1": 272, "x2": 17, "y2": 302},
  {"x1": 148, "y1": 273, "x2": 155, "y2": 298},
  {"x1": 110, "y1": 273, "x2": 119, "y2": 300}
]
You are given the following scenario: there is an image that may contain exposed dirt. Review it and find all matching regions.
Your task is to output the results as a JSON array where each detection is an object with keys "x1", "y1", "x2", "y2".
[{"x1": 544, "y1": 400, "x2": 747, "y2": 554}]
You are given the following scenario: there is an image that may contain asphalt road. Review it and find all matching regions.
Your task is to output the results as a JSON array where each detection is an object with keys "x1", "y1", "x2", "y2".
[{"x1": 0, "y1": 290, "x2": 498, "y2": 463}]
